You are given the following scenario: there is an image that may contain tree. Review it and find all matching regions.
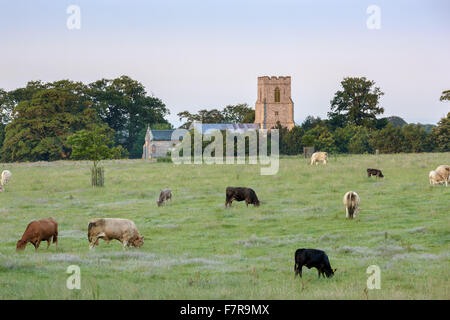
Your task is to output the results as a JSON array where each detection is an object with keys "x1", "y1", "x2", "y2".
[
  {"x1": 400, "y1": 124, "x2": 432, "y2": 153},
  {"x1": 348, "y1": 126, "x2": 372, "y2": 154},
  {"x1": 431, "y1": 112, "x2": 450, "y2": 152},
  {"x1": 301, "y1": 116, "x2": 324, "y2": 131},
  {"x1": 177, "y1": 103, "x2": 255, "y2": 129},
  {"x1": 302, "y1": 125, "x2": 337, "y2": 153},
  {"x1": 328, "y1": 77, "x2": 384, "y2": 128},
  {"x1": 440, "y1": 90, "x2": 450, "y2": 101},
  {"x1": 1, "y1": 88, "x2": 99, "y2": 162},
  {"x1": 67, "y1": 126, "x2": 119, "y2": 186},
  {"x1": 88, "y1": 76, "x2": 170, "y2": 157},
  {"x1": 222, "y1": 103, "x2": 255, "y2": 123},
  {"x1": 369, "y1": 123, "x2": 403, "y2": 153}
]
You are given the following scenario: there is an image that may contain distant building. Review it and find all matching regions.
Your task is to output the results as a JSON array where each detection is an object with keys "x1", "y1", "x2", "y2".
[
  {"x1": 142, "y1": 76, "x2": 295, "y2": 158},
  {"x1": 142, "y1": 126, "x2": 179, "y2": 159},
  {"x1": 189, "y1": 122, "x2": 259, "y2": 134},
  {"x1": 255, "y1": 76, "x2": 295, "y2": 130}
]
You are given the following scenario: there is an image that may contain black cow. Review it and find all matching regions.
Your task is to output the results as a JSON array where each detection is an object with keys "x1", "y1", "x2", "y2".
[
  {"x1": 294, "y1": 248, "x2": 336, "y2": 278},
  {"x1": 367, "y1": 168, "x2": 384, "y2": 178},
  {"x1": 225, "y1": 187, "x2": 260, "y2": 207}
]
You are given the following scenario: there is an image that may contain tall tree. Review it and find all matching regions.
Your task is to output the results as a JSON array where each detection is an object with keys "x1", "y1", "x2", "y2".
[
  {"x1": 1, "y1": 88, "x2": 98, "y2": 162},
  {"x1": 431, "y1": 112, "x2": 450, "y2": 152},
  {"x1": 328, "y1": 77, "x2": 384, "y2": 127},
  {"x1": 88, "y1": 76, "x2": 170, "y2": 157},
  {"x1": 440, "y1": 90, "x2": 450, "y2": 101}
]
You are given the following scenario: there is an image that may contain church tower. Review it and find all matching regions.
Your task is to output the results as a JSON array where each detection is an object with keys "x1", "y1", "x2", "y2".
[{"x1": 255, "y1": 76, "x2": 294, "y2": 130}]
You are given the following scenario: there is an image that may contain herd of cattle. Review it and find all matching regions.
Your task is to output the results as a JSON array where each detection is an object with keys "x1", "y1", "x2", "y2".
[{"x1": 3, "y1": 153, "x2": 450, "y2": 279}]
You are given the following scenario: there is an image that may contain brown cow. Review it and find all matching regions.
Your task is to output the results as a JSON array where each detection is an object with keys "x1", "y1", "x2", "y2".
[{"x1": 16, "y1": 218, "x2": 58, "y2": 251}]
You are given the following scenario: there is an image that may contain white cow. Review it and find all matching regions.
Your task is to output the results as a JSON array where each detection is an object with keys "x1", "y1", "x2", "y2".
[
  {"x1": 0, "y1": 170, "x2": 12, "y2": 192},
  {"x1": 310, "y1": 152, "x2": 328, "y2": 165},
  {"x1": 343, "y1": 191, "x2": 360, "y2": 219},
  {"x1": 435, "y1": 165, "x2": 449, "y2": 185}
]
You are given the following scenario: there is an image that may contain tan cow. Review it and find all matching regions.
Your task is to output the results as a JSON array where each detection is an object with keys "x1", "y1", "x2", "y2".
[
  {"x1": 435, "y1": 165, "x2": 449, "y2": 185},
  {"x1": 343, "y1": 191, "x2": 360, "y2": 219},
  {"x1": 87, "y1": 218, "x2": 144, "y2": 249},
  {"x1": 310, "y1": 152, "x2": 328, "y2": 165},
  {"x1": 429, "y1": 170, "x2": 447, "y2": 186}
]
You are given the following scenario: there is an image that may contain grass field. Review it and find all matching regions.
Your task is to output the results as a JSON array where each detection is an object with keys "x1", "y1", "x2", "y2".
[{"x1": 0, "y1": 153, "x2": 449, "y2": 300}]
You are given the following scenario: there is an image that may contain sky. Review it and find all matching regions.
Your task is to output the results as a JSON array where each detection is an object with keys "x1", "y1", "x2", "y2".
[{"x1": 1, "y1": 0, "x2": 449, "y2": 127}]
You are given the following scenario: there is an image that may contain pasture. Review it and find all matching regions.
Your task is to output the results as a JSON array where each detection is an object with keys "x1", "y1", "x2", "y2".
[{"x1": 0, "y1": 153, "x2": 449, "y2": 299}]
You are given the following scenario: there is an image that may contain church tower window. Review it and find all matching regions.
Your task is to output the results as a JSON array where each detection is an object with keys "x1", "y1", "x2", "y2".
[{"x1": 274, "y1": 87, "x2": 280, "y2": 102}]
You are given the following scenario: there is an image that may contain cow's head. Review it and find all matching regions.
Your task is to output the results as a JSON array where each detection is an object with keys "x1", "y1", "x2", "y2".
[
  {"x1": 132, "y1": 236, "x2": 144, "y2": 248},
  {"x1": 16, "y1": 239, "x2": 27, "y2": 251},
  {"x1": 157, "y1": 200, "x2": 162, "y2": 207},
  {"x1": 325, "y1": 268, "x2": 336, "y2": 278}
]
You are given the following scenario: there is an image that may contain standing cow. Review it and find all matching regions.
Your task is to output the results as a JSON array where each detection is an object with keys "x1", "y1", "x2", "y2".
[
  {"x1": 0, "y1": 170, "x2": 12, "y2": 192},
  {"x1": 157, "y1": 188, "x2": 172, "y2": 206},
  {"x1": 343, "y1": 191, "x2": 360, "y2": 219},
  {"x1": 225, "y1": 187, "x2": 260, "y2": 207},
  {"x1": 88, "y1": 218, "x2": 144, "y2": 249},
  {"x1": 16, "y1": 218, "x2": 58, "y2": 251},
  {"x1": 294, "y1": 248, "x2": 336, "y2": 278},
  {"x1": 310, "y1": 152, "x2": 328, "y2": 165}
]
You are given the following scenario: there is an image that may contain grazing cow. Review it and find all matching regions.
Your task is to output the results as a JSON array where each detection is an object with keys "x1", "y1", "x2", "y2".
[
  {"x1": 429, "y1": 170, "x2": 447, "y2": 187},
  {"x1": 88, "y1": 218, "x2": 144, "y2": 249},
  {"x1": 225, "y1": 187, "x2": 260, "y2": 207},
  {"x1": 16, "y1": 218, "x2": 58, "y2": 251},
  {"x1": 343, "y1": 191, "x2": 360, "y2": 219},
  {"x1": 310, "y1": 152, "x2": 328, "y2": 165},
  {"x1": 0, "y1": 170, "x2": 12, "y2": 192},
  {"x1": 367, "y1": 168, "x2": 384, "y2": 178},
  {"x1": 435, "y1": 165, "x2": 449, "y2": 185},
  {"x1": 294, "y1": 248, "x2": 336, "y2": 278},
  {"x1": 157, "y1": 188, "x2": 172, "y2": 206}
]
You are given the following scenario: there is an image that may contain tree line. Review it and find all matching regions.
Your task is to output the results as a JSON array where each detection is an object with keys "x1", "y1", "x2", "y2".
[
  {"x1": 0, "y1": 76, "x2": 171, "y2": 161},
  {"x1": 177, "y1": 77, "x2": 449, "y2": 155}
]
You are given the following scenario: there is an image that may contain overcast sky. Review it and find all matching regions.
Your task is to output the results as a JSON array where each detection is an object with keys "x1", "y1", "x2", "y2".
[{"x1": 1, "y1": 0, "x2": 449, "y2": 127}]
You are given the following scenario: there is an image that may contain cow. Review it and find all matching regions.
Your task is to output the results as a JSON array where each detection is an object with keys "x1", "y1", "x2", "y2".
[
  {"x1": 310, "y1": 152, "x2": 328, "y2": 165},
  {"x1": 429, "y1": 170, "x2": 447, "y2": 186},
  {"x1": 87, "y1": 218, "x2": 144, "y2": 250},
  {"x1": 367, "y1": 168, "x2": 384, "y2": 178},
  {"x1": 0, "y1": 170, "x2": 12, "y2": 192},
  {"x1": 294, "y1": 248, "x2": 336, "y2": 278},
  {"x1": 435, "y1": 165, "x2": 449, "y2": 185},
  {"x1": 157, "y1": 188, "x2": 172, "y2": 206},
  {"x1": 225, "y1": 187, "x2": 260, "y2": 207},
  {"x1": 16, "y1": 218, "x2": 58, "y2": 251},
  {"x1": 343, "y1": 191, "x2": 360, "y2": 219}
]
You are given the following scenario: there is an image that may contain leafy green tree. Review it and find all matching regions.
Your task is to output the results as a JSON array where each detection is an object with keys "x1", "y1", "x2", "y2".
[
  {"x1": 302, "y1": 125, "x2": 337, "y2": 153},
  {"x1": 369, "y1": 123, "x2": 403, "y2": 153},
  {"x1": 301, "y1": 116, "x2": 324, "y2": 131},
  {"x1": 1, "y1": 88, "x2": 98, "y2": 162},
  {"x1": 400, "y1": 124, "x2": 432, "y2": 153},
  {"x1": 328, "y1": 77, "x2": 385, "y2": 128},
  {"x1": 431, "y1": 112, "x2": 450, "y2": 152},
  {"x1": 440, "y1": 90, "x2": 450, "y2": 101},
  {"x1": 222, "y1": 103, "x2": 255, "y2": 123},
  {"x1": 88, "y1": 76, "x2": 170, "y2": 157},
  {"x1": 333, "y1": 124, "x2": 358, "y2": 153},
  {"x1": 348, "y1": 126, "x2": 372, "y2": 154},
  {"x1": 282, "y1": 126, "x2": 304, "y2": 155}
]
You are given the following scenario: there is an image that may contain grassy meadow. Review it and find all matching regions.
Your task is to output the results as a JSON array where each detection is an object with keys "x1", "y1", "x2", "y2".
[{"x1": 0, "y1": 153, "x2": 449, "y2": 299}]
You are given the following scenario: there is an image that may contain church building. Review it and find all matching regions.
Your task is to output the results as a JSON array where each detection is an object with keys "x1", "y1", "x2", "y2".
[{"x1": 143, "y1": 75, "x2": 295, "y2": 158}]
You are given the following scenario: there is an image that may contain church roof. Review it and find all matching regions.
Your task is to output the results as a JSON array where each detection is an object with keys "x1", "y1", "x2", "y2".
[
  {"x1": 150, "y1": 129, "x2": 176, "y2": 141},
  {"x1": 190, "y1": 123, "x2": 260, "y2": 134}
]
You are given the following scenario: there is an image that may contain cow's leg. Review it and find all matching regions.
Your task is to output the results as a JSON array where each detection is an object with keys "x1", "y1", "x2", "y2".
[
  {"x1": 89, "y1": 237, "x2": 98, "y2": 250},
  {"x1": 346, "y1": 207, "x2": 349, "y2": 219},
  {"x1": 35, "y1": 240, "x2": 41, "y2": 251},
  {"x1": 122, "y1": 240, "x2": 128, "y2": 250},
  {"x1": 47, "y1": 239, "x2": 51, "y2": 249}
]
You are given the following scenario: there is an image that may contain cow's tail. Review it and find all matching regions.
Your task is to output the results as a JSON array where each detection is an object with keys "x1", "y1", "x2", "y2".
[{"x1": 346, "y1": 192, "x2": 355, "y2": 216}]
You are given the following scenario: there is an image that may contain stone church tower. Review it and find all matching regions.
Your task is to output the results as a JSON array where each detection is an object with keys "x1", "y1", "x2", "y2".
[{"x1": 255, "y1": 76, "x2": 295, "y2": 130}]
